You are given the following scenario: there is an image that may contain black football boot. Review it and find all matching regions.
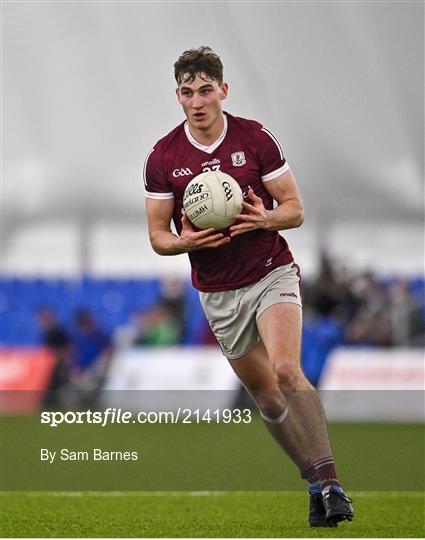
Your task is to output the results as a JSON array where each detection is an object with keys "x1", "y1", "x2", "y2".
[
  {"x1": 309, "y1": 491, "x2": 328, "y2": 527},
  {"x1": 323, "y1": 486, "x2": 354, "y2": 526}
]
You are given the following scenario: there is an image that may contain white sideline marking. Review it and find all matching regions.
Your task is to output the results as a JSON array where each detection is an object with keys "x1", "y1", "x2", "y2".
[{"x1": 3, "y1": 490, "x2": 423, "y2": 498}]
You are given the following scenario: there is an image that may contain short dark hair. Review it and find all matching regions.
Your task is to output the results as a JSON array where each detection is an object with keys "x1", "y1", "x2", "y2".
[{"x1": 174, "y1": 46, "x2": 223, "y2": 85}]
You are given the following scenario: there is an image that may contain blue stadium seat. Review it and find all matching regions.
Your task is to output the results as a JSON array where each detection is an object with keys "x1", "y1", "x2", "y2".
[
  {"x1": 302, "y1": 318, "x2": 344, "y2": 386},
  {"x1": 1, "y1": 277, "x2": 423, "y2": 369}
]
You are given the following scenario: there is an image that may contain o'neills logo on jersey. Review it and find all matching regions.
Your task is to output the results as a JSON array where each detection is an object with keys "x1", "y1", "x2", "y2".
[
  {"x1": 172, "y1": 168, "x2": 193, "y2": 177},
  {"x1": 201, "y1": 158, "x2": 221, "y2": 168},
  {"x1": 231, "y1": 151, "x2": 246, "y2": 167}
]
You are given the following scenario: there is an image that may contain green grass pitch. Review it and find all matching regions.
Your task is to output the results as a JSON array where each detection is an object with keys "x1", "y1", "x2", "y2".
[
  {"x1": 1, "y1": 419, "x2": 424, "y2": 537},
  {"x1": 1, "y1": 490, "x2": 424, "y2": 537}
]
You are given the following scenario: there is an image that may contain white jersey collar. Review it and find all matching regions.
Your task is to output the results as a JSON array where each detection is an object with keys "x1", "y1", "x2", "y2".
[{"x1": 184, "y1": 114, "x2": 228, "y2": 154}]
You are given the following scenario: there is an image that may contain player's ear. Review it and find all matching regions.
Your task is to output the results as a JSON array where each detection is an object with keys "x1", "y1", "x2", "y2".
[
  {"x1": 219, "y1": 82, "x2": 228, "y2": 101},
  {"x1": 175, "y1": 88, "x2": 182, "y2": 103}
]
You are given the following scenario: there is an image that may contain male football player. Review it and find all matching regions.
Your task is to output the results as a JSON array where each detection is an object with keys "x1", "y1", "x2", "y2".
[{"x1": 144, "y1": 46, "x2": 354, "y2": 527}]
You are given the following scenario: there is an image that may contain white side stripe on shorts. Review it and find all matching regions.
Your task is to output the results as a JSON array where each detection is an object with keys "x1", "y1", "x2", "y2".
[{"x1": 260, "y1": 407, "x2": 289, "y2": 424}]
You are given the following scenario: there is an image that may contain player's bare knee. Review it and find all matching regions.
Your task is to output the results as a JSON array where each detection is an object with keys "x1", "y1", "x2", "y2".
[{"x1": 275, "y1": 362, "x2": 304, "y2": 391}]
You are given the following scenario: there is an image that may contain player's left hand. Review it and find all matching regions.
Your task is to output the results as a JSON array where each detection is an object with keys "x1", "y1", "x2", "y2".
[{"x1": 229, "y1": 188, "x2": 271, "y2": 237}]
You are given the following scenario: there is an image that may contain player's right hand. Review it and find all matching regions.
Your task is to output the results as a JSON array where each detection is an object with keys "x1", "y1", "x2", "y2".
[{"x1": 178, "y1": 211, "x2": 231, "y2": 252}]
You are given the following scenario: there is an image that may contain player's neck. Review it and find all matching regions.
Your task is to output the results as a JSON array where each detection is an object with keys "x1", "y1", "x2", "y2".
[{"x1": 187, "y1": 113, "x2": 225, "y2": 147}]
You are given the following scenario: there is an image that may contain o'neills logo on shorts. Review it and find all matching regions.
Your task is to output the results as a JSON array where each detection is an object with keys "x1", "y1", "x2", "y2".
[{"x1": 280, "y1": 292, "x2": 298, "y2": 298}]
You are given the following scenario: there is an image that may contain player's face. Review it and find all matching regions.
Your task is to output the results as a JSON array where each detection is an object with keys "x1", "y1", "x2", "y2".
[{"x1": 176, "y1": 74, "x2": 228, "y2": 133}]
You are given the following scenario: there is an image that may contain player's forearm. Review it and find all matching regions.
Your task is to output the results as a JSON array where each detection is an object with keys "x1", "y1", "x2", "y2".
[
  {"x1": 149, "y1": 230, "x2": 187, "y2": 255},
  {"x1": 265, "y1": 200, "x2": 304, "y2": 231}
]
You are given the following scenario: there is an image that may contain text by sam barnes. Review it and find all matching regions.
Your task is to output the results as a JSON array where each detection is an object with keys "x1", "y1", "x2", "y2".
[{"x1": 40, "y1": 448, "x2": 139, "y2": 463}]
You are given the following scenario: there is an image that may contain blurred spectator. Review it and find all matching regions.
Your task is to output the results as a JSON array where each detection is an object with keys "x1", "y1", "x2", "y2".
[
  {"x1": 113, "y1": 310, "x2": 145, "y2": 349},
  {"x1": 301, "y1": 254, "x2": 425, "y2": 348},
  {"x1": 37, "y1": 307, "x2": 71, "y2": 404},
  {"x1": 302, "y1": 252, "x2": 358, "y2": 325},
  {"x1": 71, "y1": 310, "x2": 112, "y2": 402},
  {"x1": 388, "y1": 279, "x2": 424, "y2": 346},
  {"x1": 159, "y1": 277, "x2": 186, "y2": 342},
  {"x1": 134, "y1": 304, "x2": 180, "y2": 346},
  {"x1": 114, "y1": 304, "x2": 180, "y2": 348},
  {"x1": 113, "y1": 278, "x2": 186, "y2": 349},
  {"x1": 344, "y1": 273, "x2": 392, "y2": 347}
]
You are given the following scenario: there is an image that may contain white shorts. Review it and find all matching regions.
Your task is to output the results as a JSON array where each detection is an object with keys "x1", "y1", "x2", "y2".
[{"x1": 199, "y1": 263, "x2": 302, "y2": 359}]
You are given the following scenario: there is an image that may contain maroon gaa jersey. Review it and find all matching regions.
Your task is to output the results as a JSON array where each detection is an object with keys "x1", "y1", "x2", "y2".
[{"x1": 143, "y1": 112, "x2": 294, "y2": 292}]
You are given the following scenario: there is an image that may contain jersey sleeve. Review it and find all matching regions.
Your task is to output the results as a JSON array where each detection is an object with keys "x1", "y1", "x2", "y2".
[
  {"x1": 143, "y1": 147, "x2": 174, "y2": 200},
  {"x1": 257, "y1": 126, "x2": 290, "y2": 182}
]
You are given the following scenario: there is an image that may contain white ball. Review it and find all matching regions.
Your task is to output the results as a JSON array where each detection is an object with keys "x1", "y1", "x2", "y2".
[{"x1": 183, "y1": 171, "x2": 243, "y2": 229}]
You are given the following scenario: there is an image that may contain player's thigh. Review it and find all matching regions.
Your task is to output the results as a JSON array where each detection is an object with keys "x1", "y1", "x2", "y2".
[
  {"x1": 257, "y1": 302, "x2": 302, "y2": 364},
  {"x1": 256, "y1": 303, "x2": 307, "y2": 389},
  {"x1": 227, "y1": 339, "x2": 285, "y2": 413},
  {"x1": 227, "y1": 339, "x2": 278, "y2": 390}
]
